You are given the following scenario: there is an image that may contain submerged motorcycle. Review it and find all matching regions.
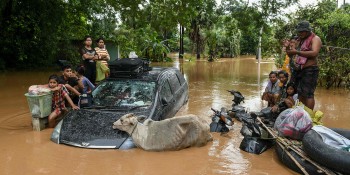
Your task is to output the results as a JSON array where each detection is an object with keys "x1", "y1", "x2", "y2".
[
  {"x1": 228, "y1": 90, "x2": 245, "y2": 106},
  {"x1": 227, "y1": 90, "x2": 251, "y2": 122},
  {"x1": 209, "y1": 90, "x2": 245, "y2": 133},
  {"x1": 228, "y1": 90, "x2": 275, "y2": 154},
  {"x1": 209, "y1": 107, "x2": 233, "y2": 133}
]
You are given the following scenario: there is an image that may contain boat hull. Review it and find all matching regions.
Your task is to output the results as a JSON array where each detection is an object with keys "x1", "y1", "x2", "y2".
[{"x1": 302, "y1": 128, "x2": 350, "y2": 174}]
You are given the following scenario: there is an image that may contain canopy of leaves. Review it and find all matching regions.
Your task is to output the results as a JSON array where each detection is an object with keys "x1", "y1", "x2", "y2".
[{"x1": 0, "y1": 0, "x2": 349, "y2": 79}]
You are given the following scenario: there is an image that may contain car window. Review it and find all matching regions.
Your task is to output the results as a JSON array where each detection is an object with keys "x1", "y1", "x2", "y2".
[
  {"x1": 92, "y1": 80, "x2": 156, "y2": 107},
  {"x1": 160, "y1": 80, "x2": 172, "y2": 102},
  {"x1": 176, "y1": 72, "x2": 185, "y2": 85},
  {"x1": 168, "y1": 74, "x2": 181, "y2": 93}
]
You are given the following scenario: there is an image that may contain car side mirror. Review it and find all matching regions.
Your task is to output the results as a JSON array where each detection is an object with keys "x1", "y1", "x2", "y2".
[{"x1": 161, "y1": 97, "x2": 168, "y2": 106}]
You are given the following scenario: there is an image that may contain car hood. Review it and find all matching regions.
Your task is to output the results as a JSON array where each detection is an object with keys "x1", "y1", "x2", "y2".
[{"x1": 51, "y1": 108, "x2": 150, "y2": 149}]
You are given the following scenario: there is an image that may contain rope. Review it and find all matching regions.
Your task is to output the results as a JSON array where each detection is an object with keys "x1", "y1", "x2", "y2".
[
  {"x1": 129, "y1": 123, "x2": 138, "y2": 138},
  {"x1": 116, "y1": 121, "x2": 138, "y2": 149},
  {"x1": 280, "y1": 137, "x2": 337, "y2": 175},
  {"x1": 256, "y1": 117, "x2": 337, "y2": 175},
  {"x1": 277, "y1": 141, "x2": 309, "y2": 175}
]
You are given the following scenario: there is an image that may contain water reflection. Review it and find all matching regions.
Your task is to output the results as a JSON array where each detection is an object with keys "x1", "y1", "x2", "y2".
[{"x1": 0, "y1": 57, "x2": 349, "y2": 175}]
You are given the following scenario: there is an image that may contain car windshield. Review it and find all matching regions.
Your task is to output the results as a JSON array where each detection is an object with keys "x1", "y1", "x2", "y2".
[{"x1": 92, "y1": 80, "x2": 156, "y2": 108}]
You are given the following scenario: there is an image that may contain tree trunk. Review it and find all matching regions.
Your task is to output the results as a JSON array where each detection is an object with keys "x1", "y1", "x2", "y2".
[
  {"x1": 163, "y1": 29, "x2": 167, "y2": 59},
  {"x1": 182, "y1": 26, "x2": 185, "y2": 56},
  {"x1": 196, "y1": 27, "x2": 200, "y2": 59},
  {"x1": 179, "y1": 25, "x2": 184, "y2": 59},
  {"x1": 258, "y1": 26, "x2": 263, "y2": 63}
]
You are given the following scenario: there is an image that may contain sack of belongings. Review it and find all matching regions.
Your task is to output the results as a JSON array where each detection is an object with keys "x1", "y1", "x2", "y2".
[{"x1": 274, "y1": 105, "x2": 312, "y2": 140}]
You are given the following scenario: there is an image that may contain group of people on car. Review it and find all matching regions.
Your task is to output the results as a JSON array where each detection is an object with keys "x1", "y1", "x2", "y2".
[{"x1": 43, "y1": 36, "x2": 111, "y2": 127}]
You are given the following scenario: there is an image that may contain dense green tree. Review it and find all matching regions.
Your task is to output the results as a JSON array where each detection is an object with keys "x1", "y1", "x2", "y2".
[
  {"x1": 1, "y1": 0, "x2": 349, "y2": 76},
  {"x1": 219, "y1": 0, "x2": 298, "y2": 56},
  {"x1": 187, "y1": 0, "x2": 217, "y2": 59},
  {"x1": 215, "y1": 15, "x2": 241, "y2": 57},
  {"x1": 111, "y1": 0, "x2": 204, "y2": 61},
  {"x1": 315, "y1": 3, "x2": 350, "y2": 88},
  {"x1": 274, "y1": 0, "x2": 350, "y2": 88},
  {"x1": 0, "y1": 0, "x2": 112, "y2": 70},
  {"x1": 1, "y1": 0, "x2": 68, "y2": 69}
]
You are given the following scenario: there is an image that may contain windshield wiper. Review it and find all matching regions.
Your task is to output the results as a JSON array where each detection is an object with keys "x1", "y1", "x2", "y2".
[
  {"x1": 82, "y1": 104, "x2": 150, "y2": 111},
  {"x1": 128, "y1": 105, "x2": 150, "y2": 111},
  {"x1": 99, "y1": 108, "x2": 127, "y2": 111},
  {"x1": 99, "y1": 105, "x2": 150, "y2": 112},
  {"x1": 83, "y1": 105, "x2": 121, "y2": 110}
]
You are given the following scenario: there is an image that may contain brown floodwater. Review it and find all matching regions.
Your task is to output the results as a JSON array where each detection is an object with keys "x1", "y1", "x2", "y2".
[{"x1": 0, "y1": 56, "x2": 349, "y2": 175}]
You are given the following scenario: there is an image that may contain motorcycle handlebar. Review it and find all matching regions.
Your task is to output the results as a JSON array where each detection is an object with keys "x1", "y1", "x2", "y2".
[
  {"x1": 211, "y1": 107, "x2": 233, "y2": 126},
  {"x1": 211, "y1": 108, "x2": 219, "y2": 113}
]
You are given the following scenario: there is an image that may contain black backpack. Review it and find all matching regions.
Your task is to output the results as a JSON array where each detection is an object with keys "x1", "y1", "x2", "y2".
[{"x1": 109, "y1": 58, "x2": 151, "y2": 78}]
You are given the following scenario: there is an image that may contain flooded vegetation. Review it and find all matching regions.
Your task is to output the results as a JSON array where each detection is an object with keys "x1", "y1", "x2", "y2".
[{"x1": 0, "y1": 56, "x2": 349, "y2": 174}]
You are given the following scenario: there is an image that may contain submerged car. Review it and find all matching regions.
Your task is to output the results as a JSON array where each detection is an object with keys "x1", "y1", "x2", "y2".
[{"x1": 51, "y1": 59, "x2": 189, "y2": 149}]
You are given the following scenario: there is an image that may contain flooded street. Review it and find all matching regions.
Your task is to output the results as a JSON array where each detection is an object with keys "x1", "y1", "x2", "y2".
[{"x1": 1, "y1": 56, "x2": 349, "y2": 175}]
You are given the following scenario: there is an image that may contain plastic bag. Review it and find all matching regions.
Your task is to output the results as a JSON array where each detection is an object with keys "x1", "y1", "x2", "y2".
[
  {"x1": 313, "y1": 111, "x2": 324, "y2": 125},
  {"x1": 129, "y1": 51, "x2": 138, "y2": 58},
  {"x1": 240, "y1": 122, "x2": 261, "y2": 137},
  {"x1": 28, "y1": 85, "x2": 51, "y2": 95},
  {"x1": 239, "y1": 135, "x2": 274, "y2": 155},
  {"x1": 274, "y1": 106, "x2": 312, "y2": 140},
  {"x1": 295, "y1": 102, "x2": 323, "y2": 125}
]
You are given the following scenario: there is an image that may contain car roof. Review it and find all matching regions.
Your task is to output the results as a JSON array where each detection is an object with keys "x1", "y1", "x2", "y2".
[{"x1": 107, "y1": 67, "x2": 178, "y2": 82}]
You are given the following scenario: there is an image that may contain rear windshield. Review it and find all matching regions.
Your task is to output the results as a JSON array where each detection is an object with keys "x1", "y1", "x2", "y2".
[{"x1": 92, "y1": 80, "x2": 156, "y2": 107}]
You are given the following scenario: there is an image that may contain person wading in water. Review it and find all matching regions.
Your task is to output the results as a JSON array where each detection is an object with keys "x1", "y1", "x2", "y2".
[{"x1": 286, "y1": 21, "x2": 322, "y2": 110}]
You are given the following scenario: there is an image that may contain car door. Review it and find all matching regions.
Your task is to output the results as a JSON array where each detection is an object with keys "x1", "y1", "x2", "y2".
[
  {"x1": 173, "y1": 71, "x2": 188, "y2": 105},
  {"x1": 168, "y1": 72, "x2": 184, "y2": 110}
]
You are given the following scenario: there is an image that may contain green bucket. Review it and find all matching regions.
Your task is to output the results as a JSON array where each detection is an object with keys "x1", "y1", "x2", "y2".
[{"x1": 25, "y1": 93, "x2": 52, "y2": 118}]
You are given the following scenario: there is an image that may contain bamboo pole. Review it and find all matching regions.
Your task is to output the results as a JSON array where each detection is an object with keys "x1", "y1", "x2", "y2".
[
  {"x1": 280, "y1": 137, "x2": 337, "y2": 175},
  {"x1": 256, "y1": 117, "x2": 336, "y2": 175},
  {"x1": 276, "y1": 141, "x2": 309, "y2": 175},
  {"x1": 256, "y1": 117, "x2": 309, "y2": 174}
]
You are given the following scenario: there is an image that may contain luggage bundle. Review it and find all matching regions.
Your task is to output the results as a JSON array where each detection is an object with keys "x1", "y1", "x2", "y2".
[
  {"x1": 274, "y1": 104, "x2": 313, "y2": 140},
  {"x1": 109, "y1": 58, "x2": 151, "y2": 78}
]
